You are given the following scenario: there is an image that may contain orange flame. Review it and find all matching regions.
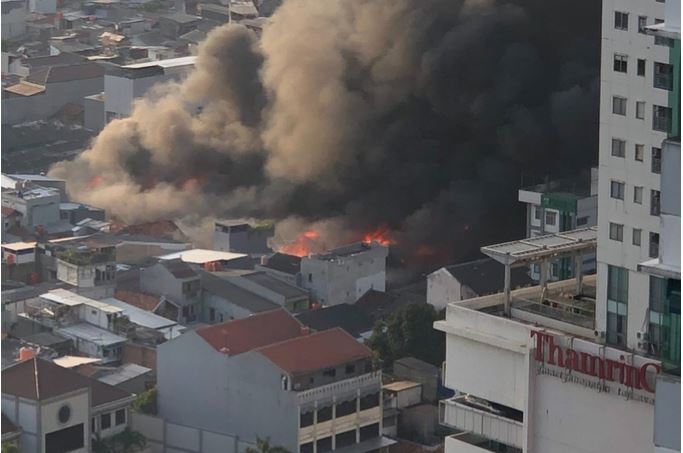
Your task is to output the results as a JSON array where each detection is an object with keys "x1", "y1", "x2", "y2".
[
  {"x1": 362, "y1": 225, "x2": 395, "y2": 247},
  {"x1": 281, "y1": 230, "x2": 320, "y2": 257},
  {"x1": 88, "y1": 175, "x2": 104, "y2": 189}
]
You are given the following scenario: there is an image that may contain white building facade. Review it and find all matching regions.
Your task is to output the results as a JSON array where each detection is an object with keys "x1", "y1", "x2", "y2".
[{"x1": 596, "y1": 0, "x2": 678, "y2": 351}]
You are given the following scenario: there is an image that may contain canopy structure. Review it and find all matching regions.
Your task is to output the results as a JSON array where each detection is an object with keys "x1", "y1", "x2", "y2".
[{"x1": 480, "y1": 227, "x2": 598, "y2": 316}]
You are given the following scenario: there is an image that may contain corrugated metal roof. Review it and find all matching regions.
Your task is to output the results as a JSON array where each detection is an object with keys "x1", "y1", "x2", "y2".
[
  {"x1": 100, "y1": 297, "x2": 176, "y2": 330},
  {"x1": 98, "y1": 363, "x2": 151, "y2": 386},
  {"x1": 57, "y1": 323, "x2": 127, "y2": 346},
  {"x1": 158, "y1": 248, "x2": 247, "y2": 264}
]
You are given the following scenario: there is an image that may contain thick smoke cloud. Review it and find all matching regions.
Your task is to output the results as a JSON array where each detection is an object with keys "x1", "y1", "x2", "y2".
[{"x1": 50, "y1": 0, "x2": 599, "y2": 268}]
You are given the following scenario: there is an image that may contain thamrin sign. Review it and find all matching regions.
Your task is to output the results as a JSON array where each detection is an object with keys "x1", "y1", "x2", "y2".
[{"x1": 530, "y1": 330, "x2": 661, "y2": 404}]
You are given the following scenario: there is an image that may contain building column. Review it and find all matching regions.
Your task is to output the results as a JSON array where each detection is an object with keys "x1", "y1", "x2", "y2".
[
  {"x1": 504, "y1": 262, "x2": 511, "y2": 317},
  {"x1": 575, "y1": 253, "x2": 583, "y2": 294}
]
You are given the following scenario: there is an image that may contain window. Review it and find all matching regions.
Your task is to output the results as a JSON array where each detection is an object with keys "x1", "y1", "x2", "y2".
[
  {"x1": 637, "y1": 59, "x2": 646, "y2": 76},
  {"x1": 653, "y1": 105, "x2": 672, "y2": 132},
  {"x1": 335, "y1": 430, "x2": 357, "y2": 449},
  {"x1": 654, "y1": 62, "x2": 674, "y2": 90},
  {"x1": 209, "y1": 307, "x2": 215, "y2": 322},
  {"x1": 335, "y1": 398, "x2": 357, "y2": 417},
  {"x1": 638, "y1": 16, "x2": 647, "y2": 33},
  {"x1": 360, "y1": 392, "x2": 380, "y2": 410},
  {"x1": 635, "y1": 144, "x2": 644, "y2": 161},
  {"x1": 651, "y1": 190, "x2": 661, "y2": 216},
  {"x1": 613, "y1": 54, "x2": 628, "y2": 73},
  {"x1": 650, "y1": 232, "x2": 660, "y2": 258},
  {"x1": 322, "y1": 368, "x2": 336, "y2": 378},
  {"x1": 101, "y1": 413, "x2": 111, "y2": 430},
  {"x1": 317, "y1": 406, "x2": 332, "y2": 423},
  {"x1": 533, "y1": 205, "x2": 542, "y2": 221},
  {"x1": 649, "y1": 277, "x2": 681, "y2": 360},
  {"x1": 655, "y1": 19, "x2": 674, "y2": 46},
  {"x1": 576, "y1": 216, "x2": 589, "y2": 226},
  {"x1": 633, "y1": 228, "x2": 642, "y2": 246},
  {"x1": 300, "y1": 411, "x2": 314, "y2": 428},
  {"x1": 652, "y1": 147, "x2": 662, "y2": 173},
  {"x1": 300, "y1": 442, "x2": 314, "y2": 453},
  {"x1": 545, "y1": 211, "x2": 557, "y2": 226},
  {"x1": 610, "y1": 180, "x2": 625, "y2": 200},
  {"x1": 345, "y1": 364, "x2": 356, "y2": 374},
  {"x1": 611, "y1": 138, "x2": 626, "y2": 157},
  {"x1": 360, "y1": 423, "x2": 380, "y2": 442},
  {"x1": 308, "y1": 273, "x2": 312, "y2": 283},
  {"x1": 316, "y1": 437, "x2": 332, "y2": 453},
  {"x1": 115, "y1": 409, "x2": 126, "y2": 426},
  {"x1": 612, "y1": 96, "x2": 627, "y2": 115},
  {"x1": 634, "y1": 186, "x2": 643, "y2": 204},
  {"x1": 91, "y1": 418, "x2": 96, "y2": 433},
  {"x1": 607, "y1": 265, "x2": 628, "y2": 347},
  {"x1": 609, "y1": 222, "x2": 624, "y2": 241},
  {"x1": 636, "y1": 101, "x2": 645, "y2": 119},
  {"x1": 614, "y1": 11, "x2": 628, "y2": 30},
  {"x1": 45, "y1": 424, "x2": 85, "y2": 453}
]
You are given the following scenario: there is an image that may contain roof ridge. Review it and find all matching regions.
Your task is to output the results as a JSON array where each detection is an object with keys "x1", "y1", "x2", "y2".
[
  {"x1": 33, "y1": 357, "x2": 40, "y2": 400},
  {"x1": 254, "y1": 326, "x2": 346, "y2": 352}
]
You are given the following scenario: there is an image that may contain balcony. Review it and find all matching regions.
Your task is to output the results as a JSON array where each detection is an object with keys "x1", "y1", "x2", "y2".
[
  {"x1": 296, "y1": 371, "x2": 381, "y2": 405},
  {"x1": 439, "y1": 396, "x2": 523, "y2": 450}
]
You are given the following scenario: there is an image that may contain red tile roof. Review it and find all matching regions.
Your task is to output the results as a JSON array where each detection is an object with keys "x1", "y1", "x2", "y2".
[
  {"x1": 257, "y1": 328, "x2": 372, "y2": 375},
  {"x1": 1, "y1": 207, "x2": 20, "y2": 217},
  {"x1": 196, "y1": 309, "x2": 304, "y2": 356}
]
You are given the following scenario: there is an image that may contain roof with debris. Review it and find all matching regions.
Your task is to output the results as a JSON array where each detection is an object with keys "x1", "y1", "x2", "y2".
[{"x1": 295, "y1": 303, "x2": 374, "y2": 339}]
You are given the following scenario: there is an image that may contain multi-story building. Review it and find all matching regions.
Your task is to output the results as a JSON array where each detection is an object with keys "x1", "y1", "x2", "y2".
[
  {"x1": 596, "y1": 0, "x2": 678, "y2": 351},
  {"x1": 157, "y1": 309, "x2": 389, "y2": 453},
  {"x1": 518, "y1": 168, "x2": 598, "y2": 281},
  {"x1": 301, "y1": 242, "x2": 388, "y2": 306}
]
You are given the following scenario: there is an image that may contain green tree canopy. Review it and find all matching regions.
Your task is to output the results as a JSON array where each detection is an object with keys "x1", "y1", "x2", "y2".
[
  {"x1": 367, "y1": 303, "x2": 445, "y2": 368},
  {"x1": 245, "y1": 437, "x2": 291, "y2": 453}
]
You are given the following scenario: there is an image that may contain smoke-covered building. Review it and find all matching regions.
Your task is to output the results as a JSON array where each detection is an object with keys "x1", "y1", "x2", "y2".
[
  {"x1": 300, "y1": 242, "x2": 388, "y2": 306},
  {"x1": 518, "y1": 168, "x2": 598, "y2": 282},
  {"x1": 213, "y1": 221, "x2": 274, "y2": 255}
]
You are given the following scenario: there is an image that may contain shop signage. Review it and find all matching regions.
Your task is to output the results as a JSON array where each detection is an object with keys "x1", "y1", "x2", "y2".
[{"x1": 531, "y1": 330, "x2": 661, "y2": 403}]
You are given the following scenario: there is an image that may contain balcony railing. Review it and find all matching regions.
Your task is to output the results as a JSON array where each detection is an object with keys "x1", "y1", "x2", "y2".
[
  {"x1": 439, "y1": 397, "x2": 523, "y2": 450},
  {"x1": 297, "y1": 371, "x2": 381, "y2": 405}
]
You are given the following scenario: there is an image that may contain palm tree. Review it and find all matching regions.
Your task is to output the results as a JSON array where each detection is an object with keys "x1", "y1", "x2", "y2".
[{"x1": 245, "y1": 437, "x2": 291, "y2": 453}]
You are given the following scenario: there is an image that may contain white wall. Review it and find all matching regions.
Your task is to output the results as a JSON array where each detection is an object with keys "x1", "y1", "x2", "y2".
[
  {"x1": 1, "y1": 4, "x2": 26, "y2": 39},
  {"x1": 29, "y1": 0, "x2": 56, "y2": 14},
  {"x1": 41, "y1": 390, "x2": 90, "y2": 453},
  {"x1": 427, "y1": 268, "x2": 461, "y2": 310}
]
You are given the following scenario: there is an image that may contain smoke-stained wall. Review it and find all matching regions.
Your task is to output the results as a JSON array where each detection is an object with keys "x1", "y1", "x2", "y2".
[{"x1": 49, "y1": 0, "x2": 600, "y2": 268}]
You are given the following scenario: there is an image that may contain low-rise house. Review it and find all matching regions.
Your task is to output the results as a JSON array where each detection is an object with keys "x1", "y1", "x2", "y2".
[
  {"x1": 158, "y1": 308, "x2": 389, "y2": 452},
  {"x1": 232, "y1": 271, "x2": 311, "y2": 312},
  {"x1": 140, "y1": 259, "x2": 201, "y2": 323},
  {"x1": 95, "y1": 363, "x2": 152, "y2": 394},
  {"x1": 392, "y1": 358, "x2": 439, "y2": 404},
  {"x1": 381, "y1": 381, "x2": 422, "y2": 437},
  {"x1": 213, "y1": 221, "x2": 274, "y2": 255},
  {"x1": 59, "y1": 202, "x2": 106, "y2": 225},
  {"x1": 158, "y1": 13, "x2": 202, "y2": 39},
  {"x1": 301, "y1": 242, "x2": 389, "y2": 306},
  {"x1": 296, "y1": 303, "x2": 375, "y2": 341},
  {"x1": 2, "y1": 61, "x2": 105, "y2": 125},
  {"x1": 199, "y1": 270, "x2": 279, "y2": 322},
  {"x1": 100, "y1": 296, "x2": 184, "y2": 340},
  {"x1": 254, "y1": 252, "x2": 301, "y2": 286},
  {"x1": 426, "y1": 257, "x2": 533, "y2": 311},
  {"x1": 2, "y1": 357, "x2": 136, "y2": 452}
]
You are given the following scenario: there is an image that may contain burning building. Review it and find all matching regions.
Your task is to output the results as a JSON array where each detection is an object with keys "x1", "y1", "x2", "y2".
[{"x1": 300, "y1": 241, "x2": 389, "y2": 306}]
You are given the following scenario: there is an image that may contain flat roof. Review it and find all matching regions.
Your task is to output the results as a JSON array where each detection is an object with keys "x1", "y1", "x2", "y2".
[
  {"x1": 98, "y1": 363, "x2": 151, "y2": 386},
  {"x1": 158, "y1": 248, "x2": 247, "y2": 264},
  {"x1": 53, "y1": 356, "x2": 102, "y2": 368},
  {"x1": 100, "y1": 297, "x2": 176, "y2": 330},
  {"x1": 57, "y1": 323, "x2": 127, "y2": 346},
  {"x1": 383, "y1": 380, "x2": 421, "y2": 392},
  {"x1": 41, "y1": 289, "x2": 124, "y2": 314},
  {"x1": 481, "y1": 227, "x2": 597, "y2": 265},
  {"x1": 121, "y1": 56, "x2": 196, "y2": 69}
]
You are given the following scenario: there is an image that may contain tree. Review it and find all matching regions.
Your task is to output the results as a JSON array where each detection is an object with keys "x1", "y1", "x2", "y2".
[
  {"x1": 245, "y1": 437, "x2": 291, "y2": 453},
  {"x1": 367, "y1": 303, "x2": 445, "y2": 368},
  {"x1": 2, "y1": 443, "x2": 19, "y2": 453},
  {"x1": 131, "y1": 387, "x2": 157, "y2": 415}
]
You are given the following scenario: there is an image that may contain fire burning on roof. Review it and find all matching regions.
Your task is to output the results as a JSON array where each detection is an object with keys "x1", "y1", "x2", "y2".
[
  {"x1": 280, "y1": 225, "x2": 395, "y2": 258},
  {"x1": 280, "y1": 230, "x2": 321, "y2": 257},
  {"x1": 362, "y1": 225, "x2": 394, "y2": 247}
]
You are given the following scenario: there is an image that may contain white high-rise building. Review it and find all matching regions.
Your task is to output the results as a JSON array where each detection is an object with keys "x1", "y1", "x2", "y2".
[
  {"x1": 433, "y1": 1, "x2": 680, "y2": 452},
  {"x1": 596, "y1": 0, "x2": 679, "y2": 351}
]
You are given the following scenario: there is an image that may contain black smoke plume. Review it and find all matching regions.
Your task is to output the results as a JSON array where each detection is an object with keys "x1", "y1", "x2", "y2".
[{"x1": 50, "y1": 0, "x2": 600, "y2": 269}]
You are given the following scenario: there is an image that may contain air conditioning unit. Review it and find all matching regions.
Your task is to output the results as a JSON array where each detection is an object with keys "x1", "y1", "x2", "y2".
[
  {"x1": 594, "y1": 330, "x2": 605, "y2": 339},
  {"x1": 637, "y1": 341, "x2": 650, "y2": 351},
  {"x1": 636, "y1": 330, "x2": 649, "y2": 341}
]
